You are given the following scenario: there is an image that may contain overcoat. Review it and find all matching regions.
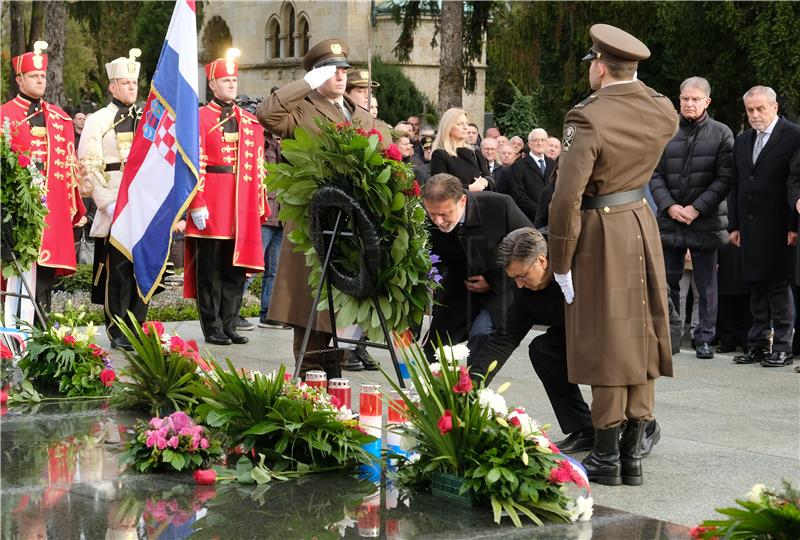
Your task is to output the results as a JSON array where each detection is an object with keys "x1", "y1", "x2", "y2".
[
  {"x1": 730, "y1": 117, "x2": 800, "y2": 283},
  {"x1": 548, "y1": 80, "x2": 678, "y2": 386},
  {"x1": 256, "y1": 80, "x2": 392, "y2": 330},
  {"x1": 508, "y1": 153, "x2": 556, "y2": 222}
]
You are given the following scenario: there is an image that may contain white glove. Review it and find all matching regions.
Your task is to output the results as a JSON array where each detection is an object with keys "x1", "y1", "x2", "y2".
[
  {"x1": 554, "y1": 271, "x2": 575, "y2": 304},
  {"x1": 190, "y1": 208, "x2": 209, "y2": 231},
  {"x1": 104, "y1": 203, "x2": 116, "y2": 219},
  {"x1": 303, "y1": 65, "x2": 337, "y2": 90}
]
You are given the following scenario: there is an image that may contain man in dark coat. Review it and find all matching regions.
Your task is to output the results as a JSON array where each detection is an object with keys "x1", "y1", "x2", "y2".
[
  {"x1": 508, "y1": 128, "x2": 556, "y2": 222},
  {"x1": 649, "y1": 76, "x2": 734, "y2": 360},
  {"x1": 729, "y1": 85, "x2": 800, "y2": 368},
  {"x1": 421, "y1": 173, "x2": 531, "y2": 364}
]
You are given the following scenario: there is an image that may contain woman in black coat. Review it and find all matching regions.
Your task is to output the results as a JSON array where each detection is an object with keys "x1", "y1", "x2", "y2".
[{"x1": 429, "y1": 107, "x2": 492, "y2": 191}]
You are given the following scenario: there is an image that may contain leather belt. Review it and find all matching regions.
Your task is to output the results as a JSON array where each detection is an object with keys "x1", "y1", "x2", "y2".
[
  {"x1": 104, "y1": 163, "x2": 122, "y2": 172},
  {"x1": 206, "y1": 165, "x2": 234, "y2": 174},
  {"x1": 581, "y1": 187, "x2": 646, "y2": 210}
]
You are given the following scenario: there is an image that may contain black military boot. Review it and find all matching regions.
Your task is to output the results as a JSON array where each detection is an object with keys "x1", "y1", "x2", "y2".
[
  {"x1": 581, "y1": 425, "x2": 622, "y2": 486},
  {"x1": 620, "y1": 420, "x2": 648, "y2": 486}
]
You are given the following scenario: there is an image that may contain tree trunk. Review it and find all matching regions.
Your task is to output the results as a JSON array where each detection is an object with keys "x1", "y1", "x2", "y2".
[
  {"x1": 43, "y1": 0, "x2": 67, "y2": 107},
  {"x1": 436, "y1": 0, "x2": 464, "y2": 117},
  {"x1": 8, "y1": 1, "x2": 27, "y2": 99},
  {"x1": 27, "y1": 1, "x2": 46, "y2": 50}
]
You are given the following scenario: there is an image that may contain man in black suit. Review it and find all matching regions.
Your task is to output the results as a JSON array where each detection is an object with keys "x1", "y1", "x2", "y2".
[
  {"x1": 469, "y1": 228, "x2": 661, "y2": 455},
  {"x1": 421, "y1": 173, "x2": 531, "y2": 363},
  {"x1": 508, "y1": 128, "x2": 556, "y2": 222},
  {"x1": 729, "y1": 85, "x2": 800, "y2": 368}
]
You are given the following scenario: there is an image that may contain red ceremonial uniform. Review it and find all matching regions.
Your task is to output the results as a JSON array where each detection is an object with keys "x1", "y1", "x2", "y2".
[
  {"x1": 1, "y1": 95, "x2": 85, "y2": 275},
  {"x1": 183, "y1": 100, "x2": 268, "y2": 298}
]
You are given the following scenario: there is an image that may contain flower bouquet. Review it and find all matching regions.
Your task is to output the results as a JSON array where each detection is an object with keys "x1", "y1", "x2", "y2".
[
  {"x1": 691, "y1": 480, "x2": 800, "y2": 539},
  {"x1": 265, "y1": 120, "x2": 434, "y2": 341},
  {"x1": 17, "y1": 311, "x2": 115, "y2": 398},
  {"x1": 384, "y1": 344, "x2": 592, "y2": 527},
  {"x1": 194, "y1": 361, "x2": 377, "y2": 475},
  {"x1": 121, "y1": 411, "x2": 222, "y2": 474},
  {"x1": 1, "y1": 118, "x2": 48, "y2": 276},
  {"x1": 110, "y1": 317, "x2": 211, "y2": 415}
]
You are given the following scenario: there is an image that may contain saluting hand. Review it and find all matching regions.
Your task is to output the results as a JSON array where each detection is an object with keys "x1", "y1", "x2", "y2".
[{"x1": 303, "y1": 65, "x2": 337, "y2": 90}]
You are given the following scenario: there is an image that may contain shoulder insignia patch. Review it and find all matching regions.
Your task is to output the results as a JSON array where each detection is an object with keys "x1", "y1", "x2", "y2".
[
  {"x1": 562, "y1": 124, "x2": 576, "y2": 152},
  {"x1": 574, "y1": 95, "x2": 596, "y2": 109}
]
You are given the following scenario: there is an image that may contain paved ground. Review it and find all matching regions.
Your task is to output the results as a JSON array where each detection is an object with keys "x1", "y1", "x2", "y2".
[{"x1": 95, "y1": 318, "x2": 800, "y2": 528}]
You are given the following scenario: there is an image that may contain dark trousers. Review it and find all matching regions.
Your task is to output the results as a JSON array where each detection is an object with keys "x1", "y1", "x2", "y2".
[
  {"x1": 424, "y1": 304, "x2": 494, "y2": 363},
  {"x1": 663, "y1": 246, "x2": 718, "y2": 343},
  {"x1": 31, "y1": 266, "x2": 57, "y2": 328},
  {"x1": 529, "y1": 330, "x2": 592, "y2": 434},
  {"x1": 91, "y1": 239, "x2": 147, "y2": 340},
  {"x1": 716, "y1": 294, "x2": 751, "y2": 347},
  {"x1": 746, "y1": 279, "x2": 794, "y2": 352},
  {"x1": 194, "y1": 238, "x2": 245, "y2": 337}
]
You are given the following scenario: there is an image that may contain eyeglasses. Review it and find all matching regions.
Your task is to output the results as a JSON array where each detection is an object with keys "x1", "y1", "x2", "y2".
[
  {"x1": 508, "y1": 260, "x2": 536, "y2": 281},
  {"x1": 679, "y1": 96, "x2": 708, "y2": 104}
]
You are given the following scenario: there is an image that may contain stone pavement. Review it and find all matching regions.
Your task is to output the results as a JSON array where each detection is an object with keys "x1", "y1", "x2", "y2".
[{"x1": 143, "y1": 318, "x2": 800, "y2": 528}]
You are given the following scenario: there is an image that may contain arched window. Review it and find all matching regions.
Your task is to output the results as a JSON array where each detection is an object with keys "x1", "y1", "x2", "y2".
[
  {"x1": 266, "y1": 16, "x2": 280, "y2": 59},
  {"x1": 287, "y1": 6, "x2": 296, "y2": 57},
  {"x1": 296, "y1": 14, "x2": 310, "y2": 56}
]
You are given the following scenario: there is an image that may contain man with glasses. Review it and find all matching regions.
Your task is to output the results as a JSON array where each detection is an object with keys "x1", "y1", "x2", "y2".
[
  {"x1": 649, "y1": 76, "x2": 734, "y2": 360},
  {"x1": 508, "y1": 128, "x2": 556, "y2": 222},
  {"x1": 421, "y1": 173, "x2": 530, "y2": 364}
]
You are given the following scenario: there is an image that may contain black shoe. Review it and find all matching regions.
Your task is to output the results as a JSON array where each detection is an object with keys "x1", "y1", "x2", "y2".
[
  {"x1": 640, "y1": 419, "x2": 661, "y2": 457},
  {"x1": 696, "y1": 342, "x2": 714, "y2": 359},
  {"x1": 620, "y1": 420, "x2": 647, "y2": 486},
  {"x1": 205, "y1": 331, "x2": 232, "y2": 346},
  {"x1": 690, "y1": 338, "x2": 697, "y2": 350},
  {"x1": 733, "y1": 347, "x2": 769, "y2": 364},
  {"x1": 258, "y1": 318, "x2": 291, "y2": 329},
  {"x1": 761, "y1": 351, "x2": 793, "y2": 367},
  {"x1": 110, "y1": 336, "x2": 134, "y2": 352},
  {"x1": 224, "y1": 330, "x2": 249, "y2": 344},
  {"x1": 236, "y1": 316, "x2": 255, "y2": 331},
  {"x1": 356, "y1": 347, "x2": 379, "y2": 371},
  {"x1": 716, "y1": 342, "x2": 737, "y2": 354},
  {"x1": 341, "y1": 350, "x2": 364, "y2": 371},
  {"x1": 582, "y1": 426, "x2": 622, "y2": 486},
  {"x1": 554, "y1": 427, "x2": 595, "y2": 454}
]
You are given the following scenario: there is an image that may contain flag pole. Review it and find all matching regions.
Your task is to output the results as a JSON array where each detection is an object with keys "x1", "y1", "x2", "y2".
[{"x1": 367, "y1": 0, "x2": 375, "y2": 129}]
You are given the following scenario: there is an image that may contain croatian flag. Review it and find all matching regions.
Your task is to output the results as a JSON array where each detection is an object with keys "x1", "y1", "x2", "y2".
[{"x1": 110, "y1": 0, "x2": 199, "y2": 302}]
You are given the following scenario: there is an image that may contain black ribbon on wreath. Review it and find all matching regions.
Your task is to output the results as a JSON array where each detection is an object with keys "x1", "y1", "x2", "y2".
[{"x1": 308, "y1": 185, "x2": 382, "y2": 298}]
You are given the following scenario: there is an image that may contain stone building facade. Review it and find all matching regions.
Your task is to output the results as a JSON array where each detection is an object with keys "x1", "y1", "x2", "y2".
[{"x1": 199, "y1": 0, "x2": 487, "y2": 130}]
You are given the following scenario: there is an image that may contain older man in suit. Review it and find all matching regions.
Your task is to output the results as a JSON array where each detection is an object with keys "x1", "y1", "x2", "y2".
[
  {"x1": 508, "y1": 128, "x2": 556, "y2": 222},
  {"x1": 257, "y1": 39, "x2": 391, "y2": 378},
  {"x1": 731, "y1": 86, "x2": 800, "y2": 368}
]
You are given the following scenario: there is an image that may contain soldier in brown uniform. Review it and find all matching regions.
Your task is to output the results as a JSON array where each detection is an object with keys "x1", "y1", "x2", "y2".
[
  {"x1": 548, "y1": 24, "x2": 678, "y2": 486},
  {"x1": 256, "y1": 39, "x2": 391, "y2": 378}
]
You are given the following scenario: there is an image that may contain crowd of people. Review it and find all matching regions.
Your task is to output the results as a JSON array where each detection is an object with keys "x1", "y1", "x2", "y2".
[{"x1": 3, "y1": 24, "x2": 800, "y2": 489}]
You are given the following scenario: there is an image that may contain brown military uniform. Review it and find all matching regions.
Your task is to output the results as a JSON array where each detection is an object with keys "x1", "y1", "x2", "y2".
[
  {"x1": 549, "y1": 80, "x2": 678, "y2": 427},
  {"x1": 255, "y1": 40, "x2": 392, "y2": 372}
]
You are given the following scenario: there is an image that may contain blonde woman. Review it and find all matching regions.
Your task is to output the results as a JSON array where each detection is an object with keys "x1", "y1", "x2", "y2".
[{"x1": 430, "y1": 108, "x2": 492, "y2": 191}]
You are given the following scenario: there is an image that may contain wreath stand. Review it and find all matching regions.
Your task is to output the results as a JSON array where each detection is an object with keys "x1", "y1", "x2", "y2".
[
  {"x1": 294, "y1": 186, "x2": 406, "y2": 388},
  {"x1": 0, "y1": 230, "x2": 49, "y2": 327}
]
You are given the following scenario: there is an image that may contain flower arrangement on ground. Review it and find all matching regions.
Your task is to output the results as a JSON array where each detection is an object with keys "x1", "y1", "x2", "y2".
[
  {"x1": 691, "y1": 480, "x2": 800, "y2": 539},
  {"x1": 110, "y1": 316, "x2": 211, "y2": 415},
  {"x1": 17, "y1": 311, "x2": 115, "y2": 398},
  {"x1": 265, "y1": 120, "x2": 434, "y2": 341},
  {"x1": 194, "y1": 361, "x2": 376, "y2": 475},
  {"x1": 121, "y1": 411, "x2": 222, "y2": 474},
  {"x1": 1, "y1": 118, "x2": 48, "y2": 277},
  {"x1": 384, "y1": 344, "x2": 592, "y2": 527}
]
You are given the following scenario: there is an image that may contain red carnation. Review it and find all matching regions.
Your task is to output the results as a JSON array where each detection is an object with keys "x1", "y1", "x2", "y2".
[
  {"x1": 1, "y1": 343, "x2": 12, "y2": 359},
  {"x1": 63, "y1": 334, "x2": 77, "y2": 346},
  {"x1": 89, "y1": 343, "x2": 105, "y2": 357},
  {"x1": 169, "y1": 335, "x2": 185, "y2": 353},
  {"x1": 403, "y1": 180, "x2": 421, "y2": 198},
  {"x1": 383, "y1": 143, "x2": 402, "y2": 161},
  {"x1": 689, "y1": 525, "x2": 718, "y2": 539},
  {"x1": 335, "y1": 121, "x2": 352, "y2": 131},
  {"x1": 452, "y1": 366, "x2": 473, "y2": 394},
  {"x1": 100, "y1": 368, "x2": 116, "y2": 387},
  {"x1": 437, "y1": 410, "x2": 454, "y2": 434},
  {"x1": 143, "y1": 321, "x2": 165, "y2": 338},
  {"x1": 355, "y1": 127, "x2": 368, "y2": 137},
  {"x1": 548, "y1": 460, "x2": 573, "y2": 484},
  {"x1": 18, "y1": 154, "x2": 30, "y2": 168},
  {"x1": 367, "y1": 128, "x2": 383, "y2": 142}
]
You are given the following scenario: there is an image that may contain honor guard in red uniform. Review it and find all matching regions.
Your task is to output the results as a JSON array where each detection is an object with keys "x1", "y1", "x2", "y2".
[
  {"x1": 1, "y1": 41, "x2": 85, "y2": 320},
  {"x1": 184, "y1": 49, "x2": 268, "y2": 345},
  {"x1": 78, "y1": 49, "x2": 146, "y2": 350}
]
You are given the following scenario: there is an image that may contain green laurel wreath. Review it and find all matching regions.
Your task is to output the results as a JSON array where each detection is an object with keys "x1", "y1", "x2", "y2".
[{"x1": 265, "y1": 120, "x2": 433, "y2": 341}]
